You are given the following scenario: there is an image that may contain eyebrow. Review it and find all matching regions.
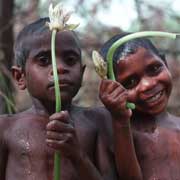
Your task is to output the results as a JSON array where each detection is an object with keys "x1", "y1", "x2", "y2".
[
  {"x1": 30, "y1": 50, "x2": 51, "y2": 59},
  {"x1": 61, "y1": 49, "x2": 81, "y2": 57},
  {"x1": 145, "y1": 56, "x2": 163, "y2": 66},
  {"x1": 29, "y1": 48, "x2": 81, "y2": 60}
]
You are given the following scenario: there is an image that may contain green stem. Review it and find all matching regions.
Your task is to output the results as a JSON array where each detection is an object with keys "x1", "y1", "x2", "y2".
[
  {"x1": 106, "y1": 31, "x2": 178, "y2": 110},
  {"x1": 51, "y1": 29, "x2": 61, "y2": 180},
  {"x1": 52, "y1": 30, "x2": 61, "y2": 112}
]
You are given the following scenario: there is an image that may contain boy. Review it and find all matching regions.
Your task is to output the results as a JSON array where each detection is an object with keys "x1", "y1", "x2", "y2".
[
  {"x1": 99, "y1": 33, "x2": 180, "y2": 180},
  {"x1": 0, "y1": 18, "x2": 118, "y2": 180}
]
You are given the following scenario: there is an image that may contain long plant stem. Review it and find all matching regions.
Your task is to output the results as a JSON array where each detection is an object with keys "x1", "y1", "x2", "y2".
[
  {"x1": 51, "y1": 29, "x2": 61, "y2": 180},
  {"x1": 106, "y1": 31, "x2": 178, "y2": 109}
]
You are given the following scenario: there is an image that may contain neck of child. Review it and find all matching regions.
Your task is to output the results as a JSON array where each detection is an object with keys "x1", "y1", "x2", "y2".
[
  {"x1": 131, "y1": 110, "x2": 169, "y2": 132},
  {"x1": 31, "y1": 97, "x2": 72, "y2": 115}
]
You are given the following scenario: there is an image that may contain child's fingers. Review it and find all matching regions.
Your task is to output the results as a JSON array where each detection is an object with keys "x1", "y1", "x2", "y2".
[
  {"x1": 109, "y1": 92, "x2": 128, "y2": 110},
  {"x1": 46, "y1": 133, "x2": 79, "y2": 158},
  {"x1": 100, "y1": 85, "x2": 126, "y2": 106},
  {"x1": 46, "y1": 138, "x2": 70, "y2": 150},
  {"x1": 46, "y1": 132, "x2": 74, "y2": 142},
  {"x1": 113, "y1": 94, "x2": 129, "y2": 110},
  {"x1": 46, "y1": 120, "x2": 74, "y2": 132},
  {"x1": 110, "y1": 86, "x2": 126, "y2": 99},
  {"x1": 100, "y1": 79, "x2": 121, "y2": 94},
  {"x1": 49, "y1": 111, "x2": 69, "y2": 123}
]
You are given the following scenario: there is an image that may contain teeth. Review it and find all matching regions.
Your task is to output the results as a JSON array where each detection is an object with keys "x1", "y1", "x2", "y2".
[{"x1": 146, "y1": 91, "x2": 163, "y2": 103}]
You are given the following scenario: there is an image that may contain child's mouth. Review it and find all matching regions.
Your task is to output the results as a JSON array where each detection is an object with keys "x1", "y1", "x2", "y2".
[
  {"x1": 47, "y1": 80, "x2": 72, "y2": 90},
  {"x1": 146, "y1": 90, "x2": 164, "y2": 104}
]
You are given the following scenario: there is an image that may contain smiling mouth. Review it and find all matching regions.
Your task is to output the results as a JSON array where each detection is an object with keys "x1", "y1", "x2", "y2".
[{"x1": 146, "y1": 90, "x2": 164, "y2": 103}]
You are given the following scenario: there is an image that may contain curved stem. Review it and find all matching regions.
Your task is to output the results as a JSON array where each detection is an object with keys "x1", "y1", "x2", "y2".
[
  {"x1": 106, "y1": 31, "x2": 177, "y2": 109},
  {"x1": 51, "y1": 29, "x2": 61, "y2": 180}
]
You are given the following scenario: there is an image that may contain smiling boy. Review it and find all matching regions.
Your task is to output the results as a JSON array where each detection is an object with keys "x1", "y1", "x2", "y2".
[
  {"x1": 0, "y1": 18, "x2": 118, "y2": 180},
  {"x1": 99, "y1": 33, "x2": 180, "y2": 180}
]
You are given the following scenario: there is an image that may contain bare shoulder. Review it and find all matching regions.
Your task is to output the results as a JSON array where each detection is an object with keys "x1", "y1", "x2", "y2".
[
  {"x1": 71, "y1": 105, "x2": 112, "y2": 127},
  {"x1": 0, "y1": 109, "x2": 31, "y2": 126},
  {"x1": 71, "y1": 105, "x2": 113, "y2": 141},
  {"x1": 0, "y1": 113, "x2": 18, "y2": 153},
  {"x1": 0, "y1": 114, "x2": 14, "y2": 138},
  {"x1": 0, "y1": 109, "x2": 38, "y2": 140},
  {"x1": 166, "y1": 113, "x2": 180, "y2": 130},
  {"x1": 158, "y1": 112, "x2": 180, "y2": 133}
]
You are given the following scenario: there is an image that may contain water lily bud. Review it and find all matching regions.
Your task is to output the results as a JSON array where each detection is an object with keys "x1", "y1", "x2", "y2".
[{"x1": 92, "y1": 50, "x2": 107, "y2": 79}]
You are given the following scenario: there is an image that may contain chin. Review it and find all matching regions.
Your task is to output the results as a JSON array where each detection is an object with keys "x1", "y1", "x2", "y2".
[
  {"x1": 137, "y1": 93, "x2": 168, "y2": 116},
  {"x1": 60, "y1": 95, "x2": 73, "y2": 105},
  {"x1": 138, "y1": 103, "x2": 167, "y2": 116}
]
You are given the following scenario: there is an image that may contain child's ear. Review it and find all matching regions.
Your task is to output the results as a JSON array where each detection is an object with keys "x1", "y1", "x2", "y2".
[{"x1": 11, "y1": 66, "x2": 26, "y2": 90}]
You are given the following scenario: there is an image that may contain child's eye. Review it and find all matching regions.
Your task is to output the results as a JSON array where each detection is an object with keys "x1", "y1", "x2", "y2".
[
  {"x1": 147, "y1": 64, "x2": 163, "y2": 76},
  {"x1": 37, "y1": 56, "x2": 51, "y2": 66},
  {"x1": 121, "y1": 76, "x2": 139, "y2": 89},
  {"x1": 65, "y1": 56, "x2": 78, "y2": 66}
]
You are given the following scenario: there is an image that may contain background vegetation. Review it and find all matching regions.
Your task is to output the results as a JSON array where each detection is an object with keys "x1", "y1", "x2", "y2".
[{"x1": 0, "y1": 0, "x2": 180, "y2": 115}]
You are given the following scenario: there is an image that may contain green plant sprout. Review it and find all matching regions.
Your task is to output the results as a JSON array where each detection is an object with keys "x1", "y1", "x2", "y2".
[
  {"x1": 93, "y1": 31, "x2": 179, "y2": 110},
  {"x1": 46, "y1": 3, "x2": 79, "y2": 180}
]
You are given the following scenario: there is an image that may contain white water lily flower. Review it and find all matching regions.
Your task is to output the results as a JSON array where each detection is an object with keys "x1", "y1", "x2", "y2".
[
  {"x1": 47, "y1": 3, "x2": 79, "y2": 31},
  {"x1": 92, "y1": 50, "x2": 107, "y2": 79}
]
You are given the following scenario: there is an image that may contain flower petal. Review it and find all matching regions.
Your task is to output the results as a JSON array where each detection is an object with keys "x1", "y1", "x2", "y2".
[
  {"x1": 65, "y1": 23, "x2": 80, "y2": 30},
  {"x1": 47, "y1": 3, "x2": 80, "y2": 31},
  {"x1": 63, "y1": 11, "x2": 73, "y2": 24}
]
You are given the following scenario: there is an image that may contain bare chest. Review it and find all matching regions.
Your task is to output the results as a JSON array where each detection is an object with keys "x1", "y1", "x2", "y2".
[
  {"x1": 6, "y1": 127, "x2": 80, "y2": 180},
  {"x1": 133, "y1": 128, "x2": 180, "y2": 180},
  {"x1": 5, "y1": 119, "x2": 97, "y2": 180}
]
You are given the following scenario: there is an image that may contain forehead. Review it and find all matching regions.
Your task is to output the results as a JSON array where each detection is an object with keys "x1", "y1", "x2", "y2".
[
  {"x1": 116, "y1": 47, "x2": 164, "y2": 75},
  {"x1": 26, "y1": 31, "x2": 80, "y2": 55}
]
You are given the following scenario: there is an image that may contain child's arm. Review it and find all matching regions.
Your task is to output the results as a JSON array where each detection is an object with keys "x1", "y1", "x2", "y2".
[
  {"x1": 85, "y1": 107, "x2": 119, "y2": 180},
  {"x1": 46, "y1": 111, "x2": 108, "y2": 180},
  {"x1": 99, "y1": 79, "x2": 143, "y2": 180}
]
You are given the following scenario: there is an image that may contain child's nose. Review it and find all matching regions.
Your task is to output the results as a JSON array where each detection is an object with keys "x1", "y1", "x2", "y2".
[
  {"x1": 48, "y1": 61, "x2": 68, "y2": 81},
  {"x1": 56, "y1": 60, "x2": 69, "y2": 74},
  {"x1": 139, "y1": 77, "x2": 156, "y2": 93}
]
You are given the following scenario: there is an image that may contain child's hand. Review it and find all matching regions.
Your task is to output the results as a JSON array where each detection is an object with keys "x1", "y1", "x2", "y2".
[
  {"x1": 46, "y1": 111, "x2": 82, "y2": 160},
  {"x1": 99, "y1": 79, "x2": 132, "y2": 120}
]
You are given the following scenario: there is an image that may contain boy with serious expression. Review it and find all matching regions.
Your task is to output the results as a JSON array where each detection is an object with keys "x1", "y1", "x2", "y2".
[
  {"x1": 0, "y1": 18, "x2": 118, "y2": 180},
  {"x1": 99, "y1": 33, "x2": 180, "y2": 180}
]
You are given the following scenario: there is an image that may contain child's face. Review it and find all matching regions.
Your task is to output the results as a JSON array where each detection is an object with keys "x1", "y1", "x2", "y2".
[
  {"x1": 115, "y1": 47, "x2": 172, "y2": 115},
  {"x1": 23, "y1": 31, "x2": 84, "y2": 106}
]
